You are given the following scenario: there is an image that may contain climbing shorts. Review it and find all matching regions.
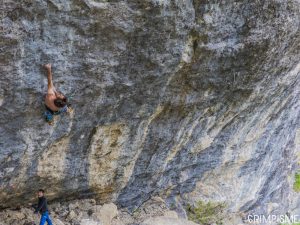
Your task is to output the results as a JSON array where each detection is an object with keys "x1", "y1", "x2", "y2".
[{"x1": 44, "y1": 105, "x2": 68, "y2": 123}]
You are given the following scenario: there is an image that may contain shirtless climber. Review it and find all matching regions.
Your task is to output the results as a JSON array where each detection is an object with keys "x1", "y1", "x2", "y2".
[{"x1": 44, "y1": 63, "x2": 72, "y2": 125}]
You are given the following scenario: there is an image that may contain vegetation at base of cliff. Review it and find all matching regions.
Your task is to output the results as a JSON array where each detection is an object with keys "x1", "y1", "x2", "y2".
[
  {"x1": 280, "y1": 223, "x2": 300, "y2": 225},
  {"x1": 186, "y1": 200, "x2": 226, "y2": 225},
  {"x1": 293, "y1": 173, "x2": 300, "y2": 192}
]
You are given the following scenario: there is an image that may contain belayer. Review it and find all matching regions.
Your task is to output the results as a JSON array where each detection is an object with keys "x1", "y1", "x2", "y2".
[
  {"x1": 43, "y1": 63, "x2": 72, "y2": 125},
  {"x1": 31, "y1": 189, "x2": 53, "y2": 225}
]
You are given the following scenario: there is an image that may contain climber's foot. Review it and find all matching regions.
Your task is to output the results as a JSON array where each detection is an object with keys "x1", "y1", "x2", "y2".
[{"x1": 67, "y1": 106, "x2": 74, "y2": 115}]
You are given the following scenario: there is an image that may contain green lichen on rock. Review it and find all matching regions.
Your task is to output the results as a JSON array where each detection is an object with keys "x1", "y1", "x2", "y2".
[
  {"x1": 293, "y1": 173, "x2": 300, "y2": 192},
  {"x1": 186, "y1": 200, "x2": 226, "y2": 225}
]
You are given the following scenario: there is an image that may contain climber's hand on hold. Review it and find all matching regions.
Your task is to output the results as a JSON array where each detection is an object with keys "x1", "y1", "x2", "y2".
[{"x1": 44, "y1": 63, "x2": 51, "y2": 71}]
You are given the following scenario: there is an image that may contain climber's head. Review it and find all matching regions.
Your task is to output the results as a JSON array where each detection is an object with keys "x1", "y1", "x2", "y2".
[
  {"x1": 54, "y1": 93, "x2": 68, "y2": 108},
  {"x1": 37, "y1": 189, "x2": 45, "y2": 198}
]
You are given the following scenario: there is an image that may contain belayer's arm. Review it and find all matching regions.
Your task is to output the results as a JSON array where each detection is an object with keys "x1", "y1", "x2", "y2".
[
  {"x1": 31, "y1": 203, "x2": 37, "y2": 210},
  {"x1": 34, "y1": 198, "x2": 45, "y2": 213}
]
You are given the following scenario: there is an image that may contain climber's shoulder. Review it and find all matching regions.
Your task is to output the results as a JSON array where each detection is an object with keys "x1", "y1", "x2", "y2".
[
  {"x1": 47, "y1": 88, "x2": 56, "y2": 96},
  {"x1": 45, "y1": 97, "x2": 60, "y2": 112}
]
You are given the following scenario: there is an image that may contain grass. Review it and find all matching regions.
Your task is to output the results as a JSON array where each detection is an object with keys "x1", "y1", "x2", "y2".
[
  {"x1": 293, "y1": 173, "x2": 300, "y2": 192},
  {"x1": 280, "y1": 223, "x2": 300, "y2": 225},
  {"x1": 186, "y1": 200, "x2": 226, "y2": 225}
]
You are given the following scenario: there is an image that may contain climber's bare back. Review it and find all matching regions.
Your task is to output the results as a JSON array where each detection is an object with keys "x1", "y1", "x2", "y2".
[
  {"x1": 44, "y1": 64, "x2": 65, "y2": 112},
  {"x1": 45, "y1": 92, "x2": 60, "y2": 112}
]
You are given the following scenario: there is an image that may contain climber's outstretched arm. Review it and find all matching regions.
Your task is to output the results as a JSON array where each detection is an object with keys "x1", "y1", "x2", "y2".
[{"x1": 44, "y1": 64, "x2": 55, "y2": 94}]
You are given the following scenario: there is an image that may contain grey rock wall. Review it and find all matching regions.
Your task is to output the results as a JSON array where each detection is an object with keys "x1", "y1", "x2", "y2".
[{"x1": 1, "y1": 0, "x2": 300, "y2": 220}]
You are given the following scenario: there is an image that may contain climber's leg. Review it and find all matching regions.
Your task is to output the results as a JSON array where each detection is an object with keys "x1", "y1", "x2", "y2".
[
  {"x1": 44, "y1": 64, "x2": 55, "y2": 95},
  {"x1": 39, "y1": 213, "x2": 47, "y2": 225},
  {"x1": 45, "y1": 212, "x2": 53, "y2": 225},
  {"x1": 44, "y1": 109, "x2": 54, "y2": 125}
]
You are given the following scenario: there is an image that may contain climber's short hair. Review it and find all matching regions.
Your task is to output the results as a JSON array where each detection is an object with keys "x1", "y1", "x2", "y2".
[
  {"x1": 38, "y1": 189, "x2": 45, "y2": 193},
  {"x1": 54, "y1": 96, "x2": 68, "y2": 108}
]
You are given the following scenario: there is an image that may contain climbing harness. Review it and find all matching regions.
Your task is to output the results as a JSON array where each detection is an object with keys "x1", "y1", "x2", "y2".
[{"x1": 44, "y1": 105, "x2": 68, "y2": 123}]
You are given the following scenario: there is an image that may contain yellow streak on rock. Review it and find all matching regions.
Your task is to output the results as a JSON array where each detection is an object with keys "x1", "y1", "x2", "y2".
[
  {"x1": 123, "y1": 104, "x2": 165, "y2": 180},
  {"x1": 88, "y1": 122, "x2": 129, "y2": 195},
  {"x1": 37, "y1": 136, "x2": 70, "y2": 180}
]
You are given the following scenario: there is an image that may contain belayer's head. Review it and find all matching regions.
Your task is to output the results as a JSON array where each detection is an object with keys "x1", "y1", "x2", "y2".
[
  {"x1": 38, "y1": 189, "x2": 45, "y2": 198},
  {"x1": 54, "y1": 93, "x2": 68, "y2": 108}
]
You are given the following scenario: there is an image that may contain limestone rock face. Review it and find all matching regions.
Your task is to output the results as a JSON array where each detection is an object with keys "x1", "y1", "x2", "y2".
[{"x1": 1, "y1": 0, "x2": 300, "y2": 221}]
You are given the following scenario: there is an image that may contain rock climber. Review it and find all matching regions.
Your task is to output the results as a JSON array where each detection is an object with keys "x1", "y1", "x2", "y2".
[
  {"x1": 32, "y1": 189, "x2": 53, "y2": 225},
  {"x1": 44, "y1": 63, "x2": 72, "y2": 125}
]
